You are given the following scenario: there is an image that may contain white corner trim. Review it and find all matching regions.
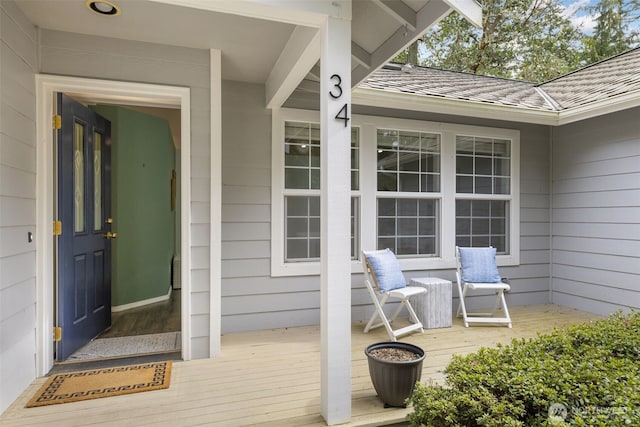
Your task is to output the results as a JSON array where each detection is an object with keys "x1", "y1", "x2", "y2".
[{"x1": 210, "y1": 48, "x2": 223, "y2": 358}]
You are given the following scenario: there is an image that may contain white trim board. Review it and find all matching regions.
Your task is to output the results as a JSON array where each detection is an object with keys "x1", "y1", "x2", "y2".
[
  {"x1": 35, "y1": 74, "x2": 192, "y2": 376},
  {"x1": 209, "y1": 49, "x2": 222, "y2": 358}
]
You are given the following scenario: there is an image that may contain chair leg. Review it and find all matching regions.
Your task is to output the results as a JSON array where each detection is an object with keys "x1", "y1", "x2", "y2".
[
  {"x1": 388, "y1": 300, "x2": 405, "y2": 323},
  {"x1": 458, "y1": 287, "x2": 511, "y2": 328},
  {"x1": 491, "y1": 291, "x2": 502, "y2": 316},
  {"x1": 404, "y1": 299, "x2": 424, "y2": 333},
  {"x1": 499, "y1": 291, "x2": 512, "y2": 328},
  {"x1": 364, "y1": 294, "x2": 388, "y2": 332},
  {"x1": 456, "y1": 286, "x2": 470, "y2": 327},
  {"x1": 363, "y1": 294, "x2": 398, "y2": 341},
  {"x1": 363, "y1": 309, "x2": 379, "y2": 333}
]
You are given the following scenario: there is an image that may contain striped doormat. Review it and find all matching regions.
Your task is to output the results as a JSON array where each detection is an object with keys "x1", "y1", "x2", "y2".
[{"x1": 26, "y1": 361, "x2": 171, "y2": 407}]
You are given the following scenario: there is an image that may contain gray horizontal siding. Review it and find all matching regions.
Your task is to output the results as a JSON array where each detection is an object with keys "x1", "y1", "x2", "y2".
[
  {"x1": 221, "y1": 93, "x2": 555, "y2": 333},
  {"x1": 0, "y1": 0, "x2": 37, "y2": 414},
  {"x1": 552, "y1": 107, "x2": 640, "y2": 314},
  {"x1": 221, "y1": 81, "x2": 280, "y2": 331}
]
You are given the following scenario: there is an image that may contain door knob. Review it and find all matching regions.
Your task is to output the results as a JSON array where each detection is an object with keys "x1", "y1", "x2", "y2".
[{"x1": 105, "y1": 231, "x2": 118, "y2": 239}]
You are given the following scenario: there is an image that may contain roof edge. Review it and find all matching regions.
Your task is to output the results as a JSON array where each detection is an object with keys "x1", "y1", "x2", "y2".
[
  {"x1": 537, "y1": 46, "x2": 640, "y2": 87},
  {"x1": 353, "y1": 86, "x2": 640, "y2": 126},
  {"x1": 353, "y1": 87, "x2": 559, "y2": 125},
  {"x1": 556, "y1": 88, "x2": 640, "y2": 125}
]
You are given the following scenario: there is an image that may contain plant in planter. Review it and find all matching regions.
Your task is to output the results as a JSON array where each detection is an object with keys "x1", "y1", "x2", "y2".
[{"x1": 365, "y1": 341, "x2": 426, "y2": 408}]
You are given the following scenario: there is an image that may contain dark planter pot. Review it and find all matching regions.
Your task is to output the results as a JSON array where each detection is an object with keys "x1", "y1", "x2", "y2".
[{"x1": 365, "y1": 341, "x2": 426, "y2": 408}]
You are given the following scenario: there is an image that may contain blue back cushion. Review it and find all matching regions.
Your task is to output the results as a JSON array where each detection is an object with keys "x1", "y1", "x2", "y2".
[
  {"x1": 363, "y1": 249, "x2": 406, "y2": 292},
  {"x1": 459, "y1": 247, "x2": 501, "y2": 283}
]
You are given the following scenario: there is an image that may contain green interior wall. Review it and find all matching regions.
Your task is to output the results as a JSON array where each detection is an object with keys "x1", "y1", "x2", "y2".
[{"x1": 92, "y1": 105, "x2": 176, "y2": 307}]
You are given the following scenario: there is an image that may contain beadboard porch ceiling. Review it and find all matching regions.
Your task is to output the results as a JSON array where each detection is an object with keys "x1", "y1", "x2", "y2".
[{"x1": 2, "y1": 304, "x2": 600, "y2": 427}]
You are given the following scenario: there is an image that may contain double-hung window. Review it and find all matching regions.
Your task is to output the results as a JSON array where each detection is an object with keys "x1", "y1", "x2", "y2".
[
  {"x1": 272, "y1": 109, "x2": 519, "y2": 276},
  {"x1": 276, "y1": 111, "x2": 360, "y2": 273},
  {"x1": 376, "y1": 129, "x2": 441, "y2": 257},
  {"x1": 455, "y1": 136, "x2": 513, "y2": 254},
  {"x1": 283, "y1": 121, "x2": 321, "y2": 261}
]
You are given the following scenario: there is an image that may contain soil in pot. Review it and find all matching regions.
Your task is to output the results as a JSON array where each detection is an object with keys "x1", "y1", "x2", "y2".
[
  {"x1": 368, "y1": 347, "x2": 421, "y2": 362},
  {"x1": 365, "y1": 342, "x2": 425, "y2": 408}
]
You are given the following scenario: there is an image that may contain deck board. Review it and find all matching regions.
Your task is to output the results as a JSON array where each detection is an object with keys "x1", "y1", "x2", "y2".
[{"x1": 1, "y1": 304, "x2": 600, "y2": 426}]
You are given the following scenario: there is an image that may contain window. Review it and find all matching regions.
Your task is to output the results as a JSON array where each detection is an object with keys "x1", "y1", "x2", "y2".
[
  {"x1": 284, "y1": 122, "x2": 320, "y2": 190},
  {"x1": 272, "y1": 110, "x2": 519, "y2": 276},
  {"x1": 377, "y1": 198, "x2": 438, "y2": 256},
  {"x1": 377, "y1": 129, "x2": 440, "y2": 193},
  {"x1": 455, "y1": 136, "x2": 512, "y2": 254},
  {"x1": 285, "y1": 195, "x2": 320, "y2": 261},
  {"x1": 282, "y1": 121, "x2": 321, "y2": 262},
  {"x1": 376, "y1": 129, "x2": 441, "y2": 257},
  {"x1": 280, "y1": 118, "x2": 360, "y2": 265},
  {"x1": 456, "y1": 200, "x2": 508, "y2": 251}
]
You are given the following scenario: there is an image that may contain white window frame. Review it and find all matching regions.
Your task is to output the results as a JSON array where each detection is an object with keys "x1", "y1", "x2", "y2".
[
  {"x1": 373, "y1": 125, "x2": 444, "y2": 262},
  {"x1": 271, "y1": 109, "x2": 519, "y2": 277}
]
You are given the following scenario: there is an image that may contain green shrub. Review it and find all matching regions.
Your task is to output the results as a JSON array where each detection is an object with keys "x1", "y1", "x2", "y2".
[{"x1": 408, "y1": 311, "x2": 640, "y2": 426}]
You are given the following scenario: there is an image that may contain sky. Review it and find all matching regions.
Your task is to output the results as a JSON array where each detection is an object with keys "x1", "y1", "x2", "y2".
[
  {"x1": 560, "y1": 0, "x2": 598, "y2": 34},
  {"x1": 561, "y1": 0, "x2": 640, "y2": 34}
]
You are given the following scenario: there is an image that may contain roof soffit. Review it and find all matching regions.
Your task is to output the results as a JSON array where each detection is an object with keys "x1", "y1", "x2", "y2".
[{"x1": 18, "y1": 0, "x2": 484, "y2": 110}]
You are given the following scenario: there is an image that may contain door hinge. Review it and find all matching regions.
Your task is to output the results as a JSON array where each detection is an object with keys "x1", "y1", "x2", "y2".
[
  {"x1": 54, "y1": 326, "x2": 62, "y2": 342},
  {"x1": 53, "y1": 115, "x2": 62, "y2": 130},
  {"x1": 53, "y1": 220, "x2": 62, "y2": 236}
]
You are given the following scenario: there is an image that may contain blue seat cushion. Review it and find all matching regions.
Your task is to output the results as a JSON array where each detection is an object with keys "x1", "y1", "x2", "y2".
[
  {"x1": 459, "y1": 247, "x2": 502, "y2": 283},
  {"x1": 363, "y1": 249, "x2": 406, "y2": 292}
]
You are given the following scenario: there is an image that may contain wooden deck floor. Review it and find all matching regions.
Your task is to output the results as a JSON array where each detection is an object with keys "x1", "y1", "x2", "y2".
[{"x1": 2, "y1": 304, "x2": 600, "y2": 427}]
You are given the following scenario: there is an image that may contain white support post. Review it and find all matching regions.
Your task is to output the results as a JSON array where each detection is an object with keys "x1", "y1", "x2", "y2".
[{"x1": 319, "y1": 3, "x2": 352, "y2": 425}]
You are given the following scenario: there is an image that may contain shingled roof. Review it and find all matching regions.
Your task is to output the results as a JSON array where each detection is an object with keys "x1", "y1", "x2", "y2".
[
  {"x1": 539, "y1": 47, "x2": 640, "y2": 109},
  {"x1": 358, "y1": 47, "x2": 640, "y2": 112}
]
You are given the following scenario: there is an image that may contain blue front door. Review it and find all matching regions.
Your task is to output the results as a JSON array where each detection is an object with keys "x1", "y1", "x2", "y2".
[{"x1": 56, "y1": 93, "x2": 112, "y2": 360}]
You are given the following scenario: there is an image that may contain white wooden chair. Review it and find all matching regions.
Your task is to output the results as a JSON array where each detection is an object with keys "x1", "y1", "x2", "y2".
[
  {"x1": 455, "y1": 246, "x2": 512, "y2": 328},
  {"x1": 362, "y1": 249, "x2": 426, "y2": 341}
]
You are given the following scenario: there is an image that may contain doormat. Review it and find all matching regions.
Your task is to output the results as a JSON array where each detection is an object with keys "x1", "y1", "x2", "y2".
[
  {"x1": 26, "y1": 361, "x2": 171, "y2": 407},
  {"x1": 67, "y1": 332, "x2": 181, "y2": 361}
]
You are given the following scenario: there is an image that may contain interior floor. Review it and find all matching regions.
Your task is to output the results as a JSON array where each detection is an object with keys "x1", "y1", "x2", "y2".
[{"x1": 99, "y1": 289, "x2": 181, "y2": 338}]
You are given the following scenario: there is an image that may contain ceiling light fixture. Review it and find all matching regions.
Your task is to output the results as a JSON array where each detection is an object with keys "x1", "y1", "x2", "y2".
[{"x1": 86, "y1": 0, "x2": 121, "y2": 16}]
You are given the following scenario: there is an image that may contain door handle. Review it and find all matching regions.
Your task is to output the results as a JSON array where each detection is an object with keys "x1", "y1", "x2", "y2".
[{"x1": 105, "y1": 231, "x2": 118, "y2": 239}]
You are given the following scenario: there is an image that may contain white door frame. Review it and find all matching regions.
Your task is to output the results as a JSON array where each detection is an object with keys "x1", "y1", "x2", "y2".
[{"x1": 35, "y1": 74, "x2": 192, "y2": 375}]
